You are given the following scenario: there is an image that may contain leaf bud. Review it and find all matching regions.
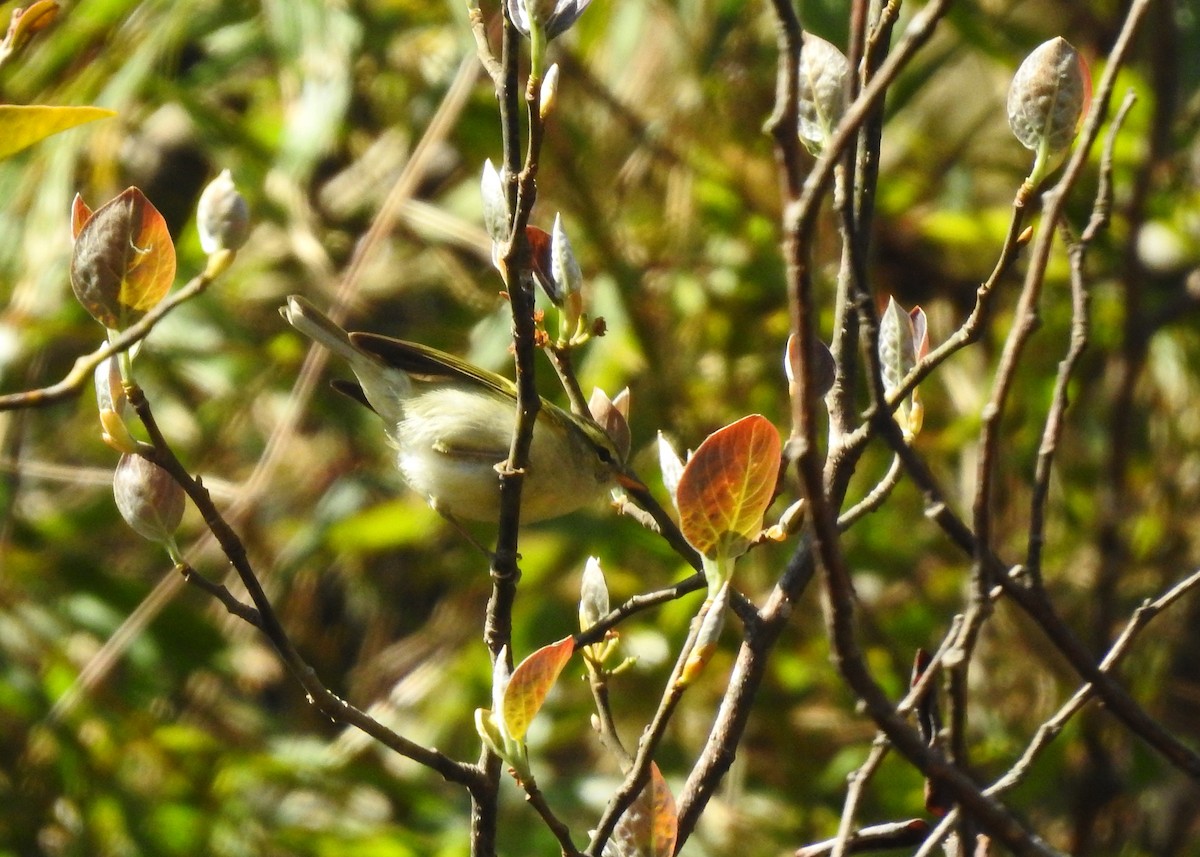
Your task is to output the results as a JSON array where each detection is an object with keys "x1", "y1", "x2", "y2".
[
  {"x1": 481, "y1": 159, "x2": 510, "y2": 245},
  {"x1": 797, "y1": 33, "x2": 851, "y2": 156},
  {"x1": 197, "y1": 169, "x2": 250, "y2": 254},
  {"x1": 113, "y1": 453, "x2": 186, "y2": 545},
  {"x1": 539, "y1": 63, "x2": 560, "y2": 118},
  {"x1": 95, "y1": 356, "x2": 138, "y2": 453},
  {"x1": 784, "y1": 334, "x2": 836, "y2": 398},
  {"x1": 551, "y1": 213, "x2": 583, "y2": 336},
  {"x1": 677, "y1": 584, "x2": 729, "y2": 688},
  {"x1": 657, "y1": 433, "x2": 685, "y2": 509},
  {"x1": 1007, "y1": 37, "x2": 1089, "y2": 156},
  {"x1": 578, "y1": 556, "x2": 610, "y2": 633},
  {"x1": 506, "y1": 0, "x2": 591, "y2": 39},
  {"x1": 588, "y1": 387, "x2": 631, "y2": 463}
]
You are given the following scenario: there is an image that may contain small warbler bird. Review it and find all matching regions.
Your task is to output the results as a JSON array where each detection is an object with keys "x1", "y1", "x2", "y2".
[{"x1": 281, "y1": 295, "x2": 628, "y2": 523}]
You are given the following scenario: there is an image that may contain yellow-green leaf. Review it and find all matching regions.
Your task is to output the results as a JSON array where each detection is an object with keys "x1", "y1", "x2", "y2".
[
  {"x1": 0, "y1": 104, "x2": 115, "y2": 161},
  {"x1": 501, "y1": 636, "x2": 575, "y2": 742},
  {"x1": 676, "y1": 414, "x2": 781, "y2": 561},
  {"x1": 2, "y1": 0, "x2": 58, "y2": 58}
]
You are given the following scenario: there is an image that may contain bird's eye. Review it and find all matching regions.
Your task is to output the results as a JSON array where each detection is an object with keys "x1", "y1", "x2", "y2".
[{"x1": 594, "y1": 444, "x2": 614, "y2": 464}]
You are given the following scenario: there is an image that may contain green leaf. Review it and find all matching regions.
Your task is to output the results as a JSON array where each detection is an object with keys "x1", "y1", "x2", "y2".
[
  {"x1": 0, "y1": 104, "x2": 115, "y2": 160},
  {"x1": 676, "y1": 414, "x2": 781, "y2": 562},
  {"x1": 879, "y1": 295, "x2": 916, "y2": 396},
  {"x1": 501, "y1": 636, "x2": 575, "y2": 742}
]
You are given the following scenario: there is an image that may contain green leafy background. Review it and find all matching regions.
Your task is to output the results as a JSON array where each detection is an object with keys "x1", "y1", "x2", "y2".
[{"x1": 2, "y1": 1, "x2": 1200, "y2": 855}]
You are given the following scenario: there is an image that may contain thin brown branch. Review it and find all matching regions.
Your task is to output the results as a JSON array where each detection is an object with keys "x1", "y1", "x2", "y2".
[
  {"x1": 587, "y1": 610, "x2": 706, "y2": 856},
  {"x1": 953, "y1": 5, "x2": 1153, "y2": 821},
  {"x1": 587, "y1": 667, "x2": 632, "y2": 767},
  {"x1": 673, "y1": 537, "x2": 816, "y2": 848},
  {"x1": 174, "y1": 561, "x2": 261, "y2": 628},
  {"x1": 475, "y1": 15, "x2": 527, "y2": 857},
  {"x1": 575, "y1": 573, "x2": 705, "y2": 648},
  {"x1": 524, "y1": 779, "x2": 585, "y2": 857},
  {"x1": 1026, "y1": 91, "x2": 1136, "y2": 580},
  {"x1": 126, "y1": 385, "x2": 481, "y2": 790},
  {"x1": 797, "y1": 819, "x2": 931, "y2": 857},
  {"x1": 987, "y1": 566, "x2": 1200, "y2": 796},
  {"x1": 837, "y1": 454, "x2": 903, "y2": 530},
  {"x1": 0, "y1": 265, "x2": 219, "y2": 412},
  {"x1": 877, "y1": 418, "x2": 1200, "y2": 780},
  {"x1": 467, "y1": 2, "x2": 505, "y2": 86}
]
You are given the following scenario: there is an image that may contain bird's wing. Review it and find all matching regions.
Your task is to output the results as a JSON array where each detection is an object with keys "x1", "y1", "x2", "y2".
[{"x1": 350, "y1": 333, "x2": 518, "y2": 398}]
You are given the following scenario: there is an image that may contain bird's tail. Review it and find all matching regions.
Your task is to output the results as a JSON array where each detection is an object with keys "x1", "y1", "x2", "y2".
[{"x1": 281, "y1": 295, "x2": 364, "y2": 367}]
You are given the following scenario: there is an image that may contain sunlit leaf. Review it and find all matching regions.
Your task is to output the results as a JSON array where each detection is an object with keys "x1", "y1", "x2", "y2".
[
  {"x1": 501, "y1": 636, "x2": 575, "y2": 741},
  {"x1": 0, "y1": 104, "x2": 114, "y2": 161},
  {"x1": 2, "y1": 0, "x2": 58, "y2": 57},
  {"x1": 910, "y1": 305, "x2": 929, "y2": 361},
  {"x1": 1007, "y1": 37, "x2": 1088, "y2": 155},
  {"x1": 603, "y1": 763, "x2": 678, "y2": 857},
  {"x1": 879, "y1": 296, "x2": 916, "y2": 396},
  {"x1": 70, "y1": 188, "x2": 176, "y2": 329},
  {"x1": 676, "y1": 415, "x2": 781, "y2": 561},
  {"x1": 657, "y1": 432, "x2": 685, "y2": 509},
  {"x1": 71, "y1": 193, "x2": 92, "y2": 239}
]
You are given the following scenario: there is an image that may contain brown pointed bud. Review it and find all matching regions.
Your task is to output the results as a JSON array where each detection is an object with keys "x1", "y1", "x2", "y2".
[
  {"x1": 797, "y1": 33, "x2": 851, "y2": 156},
  {"x1": 197, "y1": 169, "x2": 250, "y2": 254},
  {"x1": 113, "y1": 454, "x2": 185, "y2": 545},
  {"x1": 785, "y1": 335, "x2": 837, "y2": 398},
  {"x1": 588, "y1": 387, "x2": 631, "y2": 462},
  {"x1": 1007, "y1": 38, "x2": 1090, "y2": 155}
]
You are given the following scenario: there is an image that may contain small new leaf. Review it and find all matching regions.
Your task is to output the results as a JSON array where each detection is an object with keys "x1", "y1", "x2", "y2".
[
  {"x1": 602, "y1": 762, "x2": 678, "y2": 857},
  {"x1": 70, "y1": 188, "x2": 176, "y2": 330},
  {"x1": 657, "y1": 433, "x2": 685, "y2": 510},
  {"x1": 879, "y1": 296, "x2": 916, "y2": 397},
  {"x1": 676, "y1": 415, "x2": 781, "y2": 562},
  {"x1": 501, "y1": 636, "x2": 575, "y2": 742},
  {"x1": 1008, "y1": 37, "x2": 1089, "y2": 155}
]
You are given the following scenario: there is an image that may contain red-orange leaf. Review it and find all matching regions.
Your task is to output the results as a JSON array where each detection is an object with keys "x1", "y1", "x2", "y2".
[
  {"x1": 70, "y1": 187, "x2": 176, "y2": 329},
  {"x1": 676, "y1": 414, "x2": 781, "y2": 561},
  {"x1": 71, "y1": 193, "x2": 92, "y2": 239},
  {"x1": 606, "y1": 763, "x2": 677, "y2": 857},
  {"x1": 501, "y1": 636, "x2": 575, "y2": 741}
]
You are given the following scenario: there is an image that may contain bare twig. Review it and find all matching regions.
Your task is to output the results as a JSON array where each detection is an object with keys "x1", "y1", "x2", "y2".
[
  {"x1": 126, "y1": 384, "x2": 480, "y2": 789},
  {"x1": 877, "y1": 419, "x2": 1200, "y2": 780},
  {"x1": 1026, "y1": 91, "x2": 1137, "y2": 580},
  {"x1": 0, "y1": 266, "x2": 218, "y2": 412},
  {"x1": 837, "y1": 454, "x2": 903, "y2": 530},
  {"x1": 174, "y1": 561, "x2": 261, "y2": 628},
  {"x1": 586, "y1": 613, "x2": 705, "y2": 856},
  {"x1": 798, "y1": 819, "x2": 931, "y2": 857},
  {"x1": 524, "y1": 779, "x2": 585, "y2": 857}
]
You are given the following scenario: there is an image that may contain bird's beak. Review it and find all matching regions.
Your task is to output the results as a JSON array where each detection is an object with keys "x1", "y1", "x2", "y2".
[{"x1": 615, "y1": 470, "x2": 647, "y2": 492}]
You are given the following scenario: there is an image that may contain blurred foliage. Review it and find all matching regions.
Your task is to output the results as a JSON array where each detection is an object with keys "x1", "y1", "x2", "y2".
[{"x1": 1, "y1": 0, "x2": 1200, "y2": 856}]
